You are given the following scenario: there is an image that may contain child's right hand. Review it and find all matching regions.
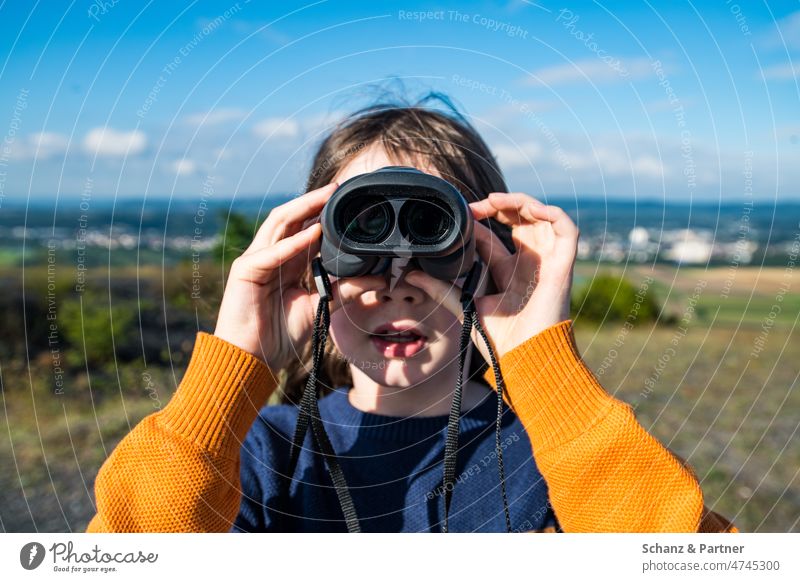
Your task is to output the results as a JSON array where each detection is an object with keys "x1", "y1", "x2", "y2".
[{"x1": 213, "y1": 182, "x2": 386, "y2": 371}]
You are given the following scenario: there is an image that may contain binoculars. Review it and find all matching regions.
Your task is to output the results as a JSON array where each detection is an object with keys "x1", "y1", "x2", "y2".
[{"x1": 319, "y1": 166, "x2": 475, "y2": 281}]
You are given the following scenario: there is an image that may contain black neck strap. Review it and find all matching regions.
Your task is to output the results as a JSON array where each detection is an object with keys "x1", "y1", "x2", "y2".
[
  {"x1": 442, "y1": 260, "x2": 512, "y2": 533},
  {"x1": 285, "y1": 259, "x2": 361, "y2": 533},
  {"x1": 285, "y1": 258, "x2": 512, "y2": 533}
]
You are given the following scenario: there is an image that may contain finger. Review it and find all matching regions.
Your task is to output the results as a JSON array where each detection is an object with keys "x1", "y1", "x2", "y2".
[
  {"x1": 486, "y1": 192, "x2": 546, "y2": 225},
  {"x1": 474, "y1": 220, "x2": 512, "y2": 259},
  {"x1": 327, "y1": 276, "x2": 387, "y2": 314},
  {"x1": 524, "y1": 203, "x2": 580, "y2": 238},
  {"x1": 404, "y1": 270, "x2": 464, "y2": 321},
  {"x1": 489, "y1": 192, "x2": 546, "y2": 208},
  {"x1": 233, "y1": 223, "x2": 323, "y2": 283},
  {"x1": 479, "y1": 196, "x2": 573, "y2": 277},
  {"x1": 470, "y1": 193, "x2": 543, "y2": 219},
  {"x1": 245, "y1": 182, "x2": 338, "y2": 254},
  {"x1": 470, "y1": 199, "x2": 526, "y2": 225},
  {"x1": 473, "y1": 221, "x2": 514, "y2": 289},
  {"x1": 468, "y1": 198, "x2": 497, "y2": 220},
  {"x1": 405, "y1": 270, "x2": 496, "y2": 364},
  {"x1": 301, "y1": 214, "x2": 321, "y2": 230}
]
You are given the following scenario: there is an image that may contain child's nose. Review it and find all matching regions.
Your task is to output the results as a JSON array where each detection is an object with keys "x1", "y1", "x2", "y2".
[{"x1": 375, "y1": 271, "x2": 426, "y2": 305}]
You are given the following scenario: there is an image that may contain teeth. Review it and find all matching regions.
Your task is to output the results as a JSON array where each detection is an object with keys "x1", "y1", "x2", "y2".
[{"x1": 374, "y1": 332, "x2": 421, "y2": 342}]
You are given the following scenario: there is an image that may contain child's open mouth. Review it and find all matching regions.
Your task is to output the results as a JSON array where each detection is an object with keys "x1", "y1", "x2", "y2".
[{"x1": 369, "y1": 323, "x2": 428, "y2": 358}]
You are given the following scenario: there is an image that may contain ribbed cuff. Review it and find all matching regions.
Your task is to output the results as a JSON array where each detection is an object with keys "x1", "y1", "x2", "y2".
[
  {"x1": 484, "y1": 319, "x2": 617, "y2": 453},
  {"x1": 160, "y1": 332, "x2": 278, "y2": 458}
]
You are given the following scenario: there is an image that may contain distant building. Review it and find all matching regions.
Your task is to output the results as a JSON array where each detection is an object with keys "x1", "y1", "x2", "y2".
[
  {"x1": 714, "y1": 239, "x2": 757, "y2": 264},
  {"x1": 577, "y1": 238, "x2": 592, "y2": 260},
  {"x1": 661, "y1": 229, "x2": 713, "y2": 264},
  {"x1": 598, "y1": 239, "x2": 626, "y2": 263},
  {"x1": 627, "y1": 226, "x2": 657, "y2": 262},
  {"x1": 629, "y1": 227, "x2": 649, "y2": 248}
]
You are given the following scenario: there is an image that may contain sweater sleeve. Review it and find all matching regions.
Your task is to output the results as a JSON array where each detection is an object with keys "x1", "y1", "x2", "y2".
[
  {"x1": 86, "y1": 332, "x2": 277, "y2": 532},
  {"x1": 484, "y1": 319, "x2": 739, "y2": 533}
]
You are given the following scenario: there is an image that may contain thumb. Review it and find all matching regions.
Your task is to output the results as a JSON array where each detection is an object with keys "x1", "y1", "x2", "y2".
[
  {"x1": 328, "y1": 275, "x2": 386, "y2": 313},
  {"x1": 404, "y1": 270, "x2": 464, "y2": 321}
]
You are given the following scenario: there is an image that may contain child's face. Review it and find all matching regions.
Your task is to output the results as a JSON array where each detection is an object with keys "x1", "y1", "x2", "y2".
[{"x1": 327, "y1": 145, "x2": 467, "y2": 388}]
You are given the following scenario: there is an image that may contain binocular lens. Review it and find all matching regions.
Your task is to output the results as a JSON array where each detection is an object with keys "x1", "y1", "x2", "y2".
[
  {"x1": 340, "y1": 196, "x2": 392, "y2": 244},
  {"x1": 403, "y1": 199, "x2": 454, "y2": 244}
]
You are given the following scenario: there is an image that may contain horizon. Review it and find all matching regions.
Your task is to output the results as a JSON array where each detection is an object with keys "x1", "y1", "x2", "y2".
[{"x1": 10, "y1": 192, "x2": 800, "y2": 207}]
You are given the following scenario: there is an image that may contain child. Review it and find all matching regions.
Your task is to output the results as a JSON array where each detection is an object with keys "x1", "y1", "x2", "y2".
[{"x1": 86, "y1": 94, "x2": 738, "y2": 533}]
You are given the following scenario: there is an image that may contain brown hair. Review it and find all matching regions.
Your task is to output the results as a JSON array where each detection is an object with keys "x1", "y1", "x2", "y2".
[{"x1": 278, "y1": 92, "x2": 514, "y2": 405}]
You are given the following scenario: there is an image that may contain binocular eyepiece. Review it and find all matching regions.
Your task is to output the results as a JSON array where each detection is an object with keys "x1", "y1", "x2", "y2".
[{"x1": 320, "y1": 166, "x2": 475, "y2": 280}]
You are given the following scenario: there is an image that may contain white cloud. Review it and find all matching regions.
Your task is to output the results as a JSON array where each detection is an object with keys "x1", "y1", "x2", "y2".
[
  {"x1": 526, "y1": 58, "x2": 655, "y2": 86},
  {"x1": 630, "y1": 155, "x2": 665, "y2": 178},
  {"x1": 31, "y1": 132, "x2": 69, "y2": 157},
  {"x1": 779, "y1": 11, "x2": 800, "y2": 48},
  {"x1": 83, "y1": 127, "x2": 147, "y2": 157},
  {"x1": 170, "y1": 159, "x2": 197, "y2": 176},
  {"x1": 10, "y1": 131, "x2": 70, "y2": 160},
  {"x1": 765, "y1": 11, "x2": 800, "y2": 50},
  {"x1": 301, "y1": 110, "x2": 346, "y2": 136},
  {"x1": 595, "y1": 148, "x2": 632, "y2": 175},
  {"x1": 183, "y1": 108, "x2": 247, "y2": 126},
  {"x1": 213, "y1": 146, "x2": 233, "y2": 160},
  {"x1": 252, "y1": 117, "x2": 300, "y2": 139},
  {"x1": 492, "y1": 141, "x2": 543, "y2": 168},
  {"x1": 761, "y1": 62, "x2": 798, "y2": 81},
  {"x1": 480, "y1": 101, "x2": 558, "y2": 128},
  {"x1": 554, "y1": 147, "x2": 664, "y2": 178}
]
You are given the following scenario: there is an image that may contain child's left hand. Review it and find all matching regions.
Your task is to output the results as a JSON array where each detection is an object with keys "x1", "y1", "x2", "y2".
[{"x1": 405, "y1": 192, "x2": 579, "y2": 362}]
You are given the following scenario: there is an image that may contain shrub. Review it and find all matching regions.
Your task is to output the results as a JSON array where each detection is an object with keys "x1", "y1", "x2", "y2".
[
  {"x1": 571, "y1": 272, "x2": 660, "y2": 325},
  {"x1": 212, "y1": 211, "x2": 261, "y2": 267},
  {"x1": 58, "y1": 291, "x2": 136, "y2": 368}
]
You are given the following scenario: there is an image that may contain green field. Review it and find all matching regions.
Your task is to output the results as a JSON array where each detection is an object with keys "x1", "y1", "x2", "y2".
[
  {"x1": 0, "y1": 262, "x2": 797, "y2": 532},
  {"x1": 575, "y1": 323, "x2": 798, "y2": 532}
]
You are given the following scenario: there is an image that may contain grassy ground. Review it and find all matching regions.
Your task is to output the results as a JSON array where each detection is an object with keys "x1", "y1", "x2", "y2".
[
  {"x1": 572, "y1": 263, "x2": 799, "y2": 532},
  {"x1": 1, "y1": 264, "x2": 797, "y2": 532},
  {"x1": 0, "y1": 366, "x2": 179, "y2": 532},
  {"x1": 574, "y1": 323, "x2": 799, "y2": 532}
]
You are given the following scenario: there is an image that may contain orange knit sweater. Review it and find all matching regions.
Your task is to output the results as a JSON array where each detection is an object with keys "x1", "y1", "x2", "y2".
[{"x1": 86, "y1": 319, "x2": 738, "y2": 533}]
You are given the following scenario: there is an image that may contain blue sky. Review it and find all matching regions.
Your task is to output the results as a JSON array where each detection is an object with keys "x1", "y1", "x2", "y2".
[{"x1": 1, "y1": 0, "x2": 798, "y2": 202}]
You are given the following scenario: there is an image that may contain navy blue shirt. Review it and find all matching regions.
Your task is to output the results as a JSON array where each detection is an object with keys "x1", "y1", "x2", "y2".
[{"x1": 233, "y1": 387, "x2": 556, "y2": 532}]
